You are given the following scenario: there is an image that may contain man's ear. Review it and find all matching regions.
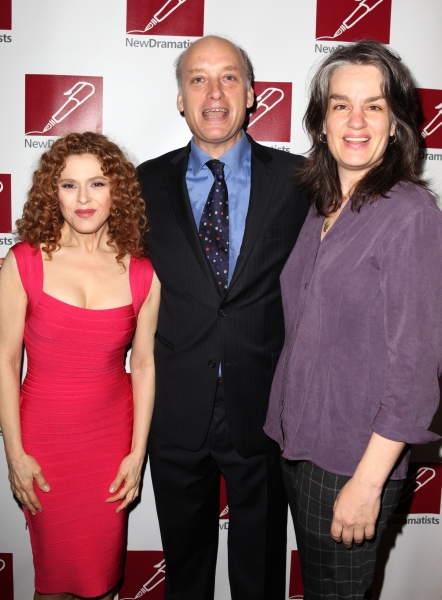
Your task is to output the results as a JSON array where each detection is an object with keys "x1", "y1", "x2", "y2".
[
  {"x1": 246, "y1": 87, "x2": 254, "y2": 109},
  {"x1": 177, "y1": 93, "x2": 184, "y2": 113}
]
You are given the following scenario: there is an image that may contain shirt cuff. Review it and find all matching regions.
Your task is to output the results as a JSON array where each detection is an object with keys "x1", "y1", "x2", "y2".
[{"x1": 372, "y1": 406, "x2": 441, "y2": 444}]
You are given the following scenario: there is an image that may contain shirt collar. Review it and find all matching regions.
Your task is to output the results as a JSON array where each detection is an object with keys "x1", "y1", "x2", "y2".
[{"x1": 188, "y1": 130, "x2": 251, "y2": 176}]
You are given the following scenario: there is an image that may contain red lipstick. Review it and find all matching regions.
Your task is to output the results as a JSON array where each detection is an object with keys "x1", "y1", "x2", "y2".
[{"x1": 75, "y1": 209, "x2": 96, "y2": 218}]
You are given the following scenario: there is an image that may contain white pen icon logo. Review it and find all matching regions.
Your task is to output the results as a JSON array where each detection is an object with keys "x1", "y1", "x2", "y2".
[
  {"x1": 317, "y1": 0, "x2": 384, "y2": 40},
  {"x1": 398, "y1": 466, "x2": 436, "y2": 504},
  {"x1": 0, "y1": 182, "x2": 3, "y2": 193},
  {"x1": 120, "y1": 559, "x2": 166, "y2": 599},
  {"x1": 25, "y1": 81, "x2": 95, "y2": 135},
  {"x1": 0, "y1": 559, "x2": 5, "y2": 572},
  {"x1": 248, "y1": 88, "x2": 284, "y2": 129},
  {"x1": 421, "y1": 101, "x2": 442, "y2": 139},
  {"x1": 220, "y1": 504, "x2": 229, "y2": 518},
  {"x1": 128, "y1": 0, "x2": 186, "y2": 33}
]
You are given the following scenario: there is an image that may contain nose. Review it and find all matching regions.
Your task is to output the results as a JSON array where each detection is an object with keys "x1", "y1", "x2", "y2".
[
  {"x1": 207, "y1": 79, "x2": 224, "y2": 100},
  {"x1": 347, "y1": 105, "x2": 366, "y2": 130},
  {"x1": 78, "y1": 186, "x2": 91, "y2": 205}
]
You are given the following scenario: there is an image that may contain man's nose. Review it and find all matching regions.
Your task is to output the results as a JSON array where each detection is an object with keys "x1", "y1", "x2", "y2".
[{"x1": 207, "y1": 81, "x2": 224, "y2": 100}]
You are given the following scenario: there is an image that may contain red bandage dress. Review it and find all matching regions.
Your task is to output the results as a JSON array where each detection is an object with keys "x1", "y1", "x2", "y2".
[{"x1": 12, "y1": 242, "x2": 154, "y2": 597}]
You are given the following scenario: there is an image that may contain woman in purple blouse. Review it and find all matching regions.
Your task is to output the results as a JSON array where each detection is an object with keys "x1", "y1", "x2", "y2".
[{"x1": 264, "y1": 40, "x2": 442, "y2": 599}]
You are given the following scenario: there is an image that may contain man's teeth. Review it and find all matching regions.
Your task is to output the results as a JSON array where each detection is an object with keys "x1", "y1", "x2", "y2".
[
  {"x1": 344, "y1": 137, "x2": 369, "y2": 142},
  {"x1": 203, "y1": 109, "x2": 227, "y2": 114}
]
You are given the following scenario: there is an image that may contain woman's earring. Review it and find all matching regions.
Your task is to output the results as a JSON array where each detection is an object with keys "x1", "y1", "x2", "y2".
[
  {"x1": 320, "y1": 132, "x2": 327, "y2": 144},
  {"x1": 389, "y1": 134, "x2": 396, "y2": 145}
]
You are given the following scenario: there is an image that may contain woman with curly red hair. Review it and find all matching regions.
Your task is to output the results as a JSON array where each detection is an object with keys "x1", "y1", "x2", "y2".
[{"x1": 0, "y1": 132, "x2": 160, "y2": 600}]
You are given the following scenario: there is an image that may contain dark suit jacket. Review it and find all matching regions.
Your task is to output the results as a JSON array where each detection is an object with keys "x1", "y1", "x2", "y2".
[{"x1": 138, "y1": 137, "x2": 310, "y2": 458}]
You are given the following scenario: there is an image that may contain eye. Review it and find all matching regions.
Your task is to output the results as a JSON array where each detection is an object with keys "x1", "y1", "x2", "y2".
[
  {"x1": 60, "y1": 183, "x2": 75, "y2": 189},
  {"x1": 333, "y1": 104, "x2": 347, "y2": 111},
  {"x1": 367, "y1": 105, "x2": 382, "y2": 111},
  {"x1": 191, "y1": 76, "x2": 204, "y2": 84},
  {"x1": 91, "y1": 181, "x2": 106, "y2": 187},
  {"x1": 224, "y1": 75, "x2": 236, "y2": 81}
]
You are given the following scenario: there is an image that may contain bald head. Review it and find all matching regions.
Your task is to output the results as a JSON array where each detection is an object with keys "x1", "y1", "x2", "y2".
[
  {"x1": 175, "y1": 34, "x2": 255, "y2": 157},
  {"x1": 175, "y1": 36, "x2": 254, "y2": 92}
]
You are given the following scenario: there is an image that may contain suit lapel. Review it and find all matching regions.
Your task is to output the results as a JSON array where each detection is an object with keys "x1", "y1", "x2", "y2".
[
  {"x1": 228, "y1": 140, "x2": 276, "y2": 293},
  {"x1": 165, "y1": 145, "x2": 222, "y2": 293}
]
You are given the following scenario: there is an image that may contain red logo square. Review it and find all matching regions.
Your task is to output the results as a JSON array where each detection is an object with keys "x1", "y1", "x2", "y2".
[
  {"x1": 417, "y1": 88, "x2": 442, "y2": 150},
  {"x1": 126, "y1": 0, "x2": 204, "y2": 37},
  {"x1": 25, "y1": 75, "x2": 103, "y2": 137},
  {"x1": 246, "y1": 82, "x2": 292, "y2": 143},
  {"x1": 219, "y1": 475, "x2": 229, "y2": 520},
  {"x1": 395, "y1": 463, "x2": 442, "y2": 515},
  {"x1": 0, "y1": 553, "x2": 14, "y2": 600},
  {"x1": 316, "y1": 0, "x2": 392, "y2": 44},
  {"x1": 289, "y1": 550, "x2": 304, "y2": 599},
  {"x1": 0, "y1": 1, "x2": 12, "y2": 30},
  {"x1": 0, "y1": 174, "x2": 12, "y2": 233},
  {"x1": 119, "y1": 551, "x2": 165, "y2": 600}
]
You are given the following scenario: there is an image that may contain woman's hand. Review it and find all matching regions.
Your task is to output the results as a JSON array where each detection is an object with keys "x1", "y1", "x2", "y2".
[
  {"x1": 7, "y1": 453, "x2": 50, "y2": 515},
  {"x1": 330, "y1": 433, "x2": 405, "y2": 548},
  {"x1": 330, "y1": 477, "x2": 382, "y2": 548},
  {"x1": 106, "y1": 452, "x2": 145, "y2": 513}
]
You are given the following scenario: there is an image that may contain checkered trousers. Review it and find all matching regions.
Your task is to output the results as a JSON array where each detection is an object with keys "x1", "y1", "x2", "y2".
[{"x1": 282, "y1": 459, "x2": 404, "y2": 600}]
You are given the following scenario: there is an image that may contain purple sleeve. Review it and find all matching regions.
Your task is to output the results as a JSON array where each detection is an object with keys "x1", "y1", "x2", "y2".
[{"x1": 372, "y1": 203, "x2": 442, "y2": 444}]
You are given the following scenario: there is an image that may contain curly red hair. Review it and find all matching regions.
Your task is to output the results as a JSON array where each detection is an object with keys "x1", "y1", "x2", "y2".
[{"x1": 16, "y1": 132, "x2": 148, "y2": 263}]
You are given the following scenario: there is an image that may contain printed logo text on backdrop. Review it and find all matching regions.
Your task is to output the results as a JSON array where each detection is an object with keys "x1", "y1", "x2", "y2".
[
  {"x1": 246, "y1": 82, "x2": 292, "y2": 144},
  {"x1": 316, "y1": 0, "x2": 392, "y2": 44},
  {"x1": 0, "y1": 0, "x2": 12, "y2": 31},
  {"x1": 219, "y1": 475, "x2": 230, "y2": 523},
  {"x1": 394, "y1": 463, "x2": 442, "y2": 517},
  {"x1": 0, "y1": 553, "x2": 14, "y2": 600},
  {"x1": 289, "y1": 550, "x2": 304, "y2": 599},
  {"x1": 119, "y1": 551, "x2": 165, "y2": 599},
  {"x1": 418, "y1": 89, "x2": 442, "y2": 161},
  {"x1": 0, "y1": 174, "x2": 12, "y2": 235},
  {"x1": 25, "y1": 76, "x2": 103, "y2": 138},
  {"x1": 126, "y1": 0, "x2": 204, "y2": 37}
]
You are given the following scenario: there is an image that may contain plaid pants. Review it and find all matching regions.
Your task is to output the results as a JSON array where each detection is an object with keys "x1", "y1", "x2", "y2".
[{"x1": 282, "y1": 459, "x2": 403, "y2": 600}]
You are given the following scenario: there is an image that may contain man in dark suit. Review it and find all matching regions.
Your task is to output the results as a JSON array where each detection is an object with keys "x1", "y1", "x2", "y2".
[{"x1": 138, "y1": 35, "x2": 310, "y2": 600}]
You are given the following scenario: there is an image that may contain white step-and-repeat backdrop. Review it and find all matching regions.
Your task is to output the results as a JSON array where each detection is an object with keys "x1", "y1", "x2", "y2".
[{"x1": 1, "y1": 1, "x2": 442, "y2": 598}]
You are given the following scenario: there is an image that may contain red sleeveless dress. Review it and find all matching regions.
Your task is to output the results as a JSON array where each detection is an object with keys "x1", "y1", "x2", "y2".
[{"x1": 11, "y1": 242, "x2": 154, "y2": 597}]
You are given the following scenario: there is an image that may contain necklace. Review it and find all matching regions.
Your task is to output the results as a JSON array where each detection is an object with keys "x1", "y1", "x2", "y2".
[{"x1": 323, "y1": 219, "x2": 331, "y2": 233}]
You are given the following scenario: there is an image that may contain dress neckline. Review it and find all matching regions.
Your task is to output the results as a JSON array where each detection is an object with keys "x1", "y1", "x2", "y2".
[
  {"x1": 39, "y1": 246, "x2": 134, "y2": 312},
  {"x1": 41, "y1": 290, "x2": 133, "y2": 312}
]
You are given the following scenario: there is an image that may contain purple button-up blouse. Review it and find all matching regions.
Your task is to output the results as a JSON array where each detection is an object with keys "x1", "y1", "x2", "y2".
[{"x1": 264, "y1": 182, "x2": 442, "y2": 480}]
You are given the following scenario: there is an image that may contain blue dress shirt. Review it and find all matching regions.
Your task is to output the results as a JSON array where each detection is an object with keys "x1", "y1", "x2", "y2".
[{"x1": 186, "y1": 131, "x2": 252, "y2": 285}]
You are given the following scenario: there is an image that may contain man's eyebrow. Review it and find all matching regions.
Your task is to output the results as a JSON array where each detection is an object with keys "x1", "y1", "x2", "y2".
[{"x1": 186, "y1": 65, "x2": 241, "y2": 76}]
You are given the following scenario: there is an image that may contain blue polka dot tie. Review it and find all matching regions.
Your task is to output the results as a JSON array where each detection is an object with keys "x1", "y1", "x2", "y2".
[{"x1": 199, "y1": 160, "x2": 229, "y2": 294}]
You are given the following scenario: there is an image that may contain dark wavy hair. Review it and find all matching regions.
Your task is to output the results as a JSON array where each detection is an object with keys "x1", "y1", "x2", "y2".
[
  {"x1": 299, "y1": 39, "x2": 428, "y2": 216},
  {"x1": 16, "y1": 132, "x2": 148, "y2": 263}
]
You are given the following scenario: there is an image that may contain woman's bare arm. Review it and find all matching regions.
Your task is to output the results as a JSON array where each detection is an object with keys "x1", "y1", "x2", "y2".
[{"x1": 0, "y1": 251, "x2": 50, "y2": 514}]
